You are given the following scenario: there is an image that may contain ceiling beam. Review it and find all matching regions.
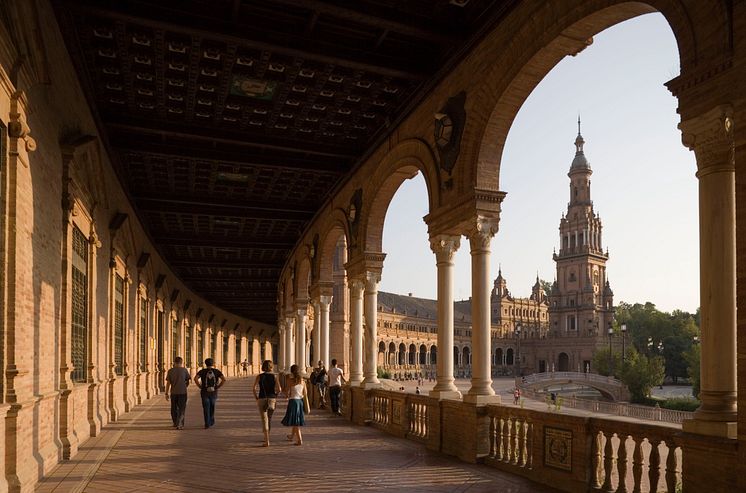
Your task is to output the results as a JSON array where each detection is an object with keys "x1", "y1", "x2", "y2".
[
  {"x1": 181, "y1": 276, "x2": 278, "y2": 283},
  {"x1": 105, "y1": 115, "x2": 356, "y2": 160},
  {"x1": 137, "y1": 197, "x2": 313, "y2": 221},
  {"x1": 62, "y1": 2, "x2": 428, "y2": 80},
  {"x1": 267, "y1": 0, "x2": 455, "y2": 44},
  {"x1": 170, "y1": 259, "x2": 284, "y2": 268},
  {"x1": 115, "y1": 140, "x2": 347, "y2": 174},
  {"x1": 151, "y1": 235, "x2": 297, "y2": 250}
]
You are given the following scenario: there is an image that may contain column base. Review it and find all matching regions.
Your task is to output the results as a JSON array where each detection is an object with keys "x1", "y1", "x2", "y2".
[
  {"x1": 361, "y1": 380, "x2": 382, "y2": 389},
  {"x1": 463, "y1": 394, "x2": 501, "y2": 405},
  {"x1": 682, "y1": 418, "x2": 737, "y2": 439},
  {"x1": 429, "y1": 389, "x2": 462, "y2": 401}
]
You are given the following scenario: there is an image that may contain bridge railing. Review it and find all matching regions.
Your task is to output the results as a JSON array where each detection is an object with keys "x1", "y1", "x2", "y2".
[
  {"x1": 520, "y1": 371, "x2": 622, "y2": 387},
  {"x1": 519, "y1": 388, "x2": 693, "y2": 424}
]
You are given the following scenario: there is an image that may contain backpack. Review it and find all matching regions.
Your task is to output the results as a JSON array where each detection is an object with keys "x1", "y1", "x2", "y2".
[{"x1": 205, "y1": 369, "x2": 217, "y2": 392}]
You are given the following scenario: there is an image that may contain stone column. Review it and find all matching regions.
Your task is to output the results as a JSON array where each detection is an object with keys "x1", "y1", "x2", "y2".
[
  {"x1": 362, "y1": 272, "x2": 382, "y2": 388},
  {"x1": 278, "y1": 323, "x2": 286, "y2": 371},
  {"x1": 465, "y1": 218, "x2": 500, "y2": 404},
  {"x1": 681, "y1": 106, "x2": 737, "y2": 438},
  {"x1": 295, "y1": 305, "x2": 308, "y2": 375},
  {"x1": 285, "y1": 316, "x2": 295, "y2": 370},
  {"x1": 319, "y1": 295, "x2": 332, "y2": 367},
  {"x1": 348, "y1": 277, "x2": 364, "y2": 386},
  {"x1": 430, "y1": 235, "x2": 462, "y2": 399},
  {"x1": 312, "y1": 299, "x2": 321, "y2": 367}
]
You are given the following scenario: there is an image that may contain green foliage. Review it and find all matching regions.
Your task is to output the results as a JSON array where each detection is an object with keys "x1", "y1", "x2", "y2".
[
  {"x1": 614, "y1": 301, "x2": 699, "y2": 385},
  {"x1": 619, "y1": 348, "x2": 665, "y2": 402},
  {"x1": 683, "y1": 344, "x2": 701, "y2": 398},
  {"x1": 377, "y1": 367, "x2": 391, "y2": 379},
  {"x1": 660, "y1": 397, "x2": 700, "y2": 412},
  {"x1": 540, "y1": 279, "x2": 554, "y2": 298},
  {"x1": 591, "y1": 348, "x2": 622, "y2": 378}
]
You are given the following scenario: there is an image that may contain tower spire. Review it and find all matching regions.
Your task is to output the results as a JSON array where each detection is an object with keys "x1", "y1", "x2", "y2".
[{"x1": 577, "y1": 114, "x2": 581, "y2": 135}]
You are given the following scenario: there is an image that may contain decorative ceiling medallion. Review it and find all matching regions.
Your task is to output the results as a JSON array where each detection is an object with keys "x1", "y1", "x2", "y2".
[
  {"x1": 434, "y1": 91, "x2": 466, "y2": 174},
  {"x1": 230, "y1": 76, "x2": 277, "y2": 100}
]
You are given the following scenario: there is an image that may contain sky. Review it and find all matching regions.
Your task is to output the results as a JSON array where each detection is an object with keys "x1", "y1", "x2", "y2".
[{"x1": 378, "y1": 13, "x2": 699, "y2": 314}]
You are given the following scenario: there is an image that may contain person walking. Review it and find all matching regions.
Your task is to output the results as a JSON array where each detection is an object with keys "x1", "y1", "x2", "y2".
[
  {"x1": 242, "y1": 359, "x2": 249, "y2": 376},
  {"x1": 194, "y1": 358, "x2": 226, "y2": 429},
  {"x1": 314, "y1": 360, "x2": 327, "y2": 409},
  {"x1": 253, "y1": 359, "x2": 282, "y2": 446},
  {"x1": 281, "y1": 364, "x2": 308, "y2": 446},
  {"x1": 164, "y1": 356, "x2": 190, "y2": 429},
  {"x1": 328, "y1": 358, "x2": 346, "y2": 416}
]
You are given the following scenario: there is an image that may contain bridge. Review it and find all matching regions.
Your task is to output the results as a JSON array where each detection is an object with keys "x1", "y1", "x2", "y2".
[{"x1": 518, "y1": 371, "x2": 630, "y2": 402}]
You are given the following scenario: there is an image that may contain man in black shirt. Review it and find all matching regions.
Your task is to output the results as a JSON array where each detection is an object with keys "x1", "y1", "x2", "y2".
[{"x1": 194, "y1": 358, "x2": 226, "y2": 429}]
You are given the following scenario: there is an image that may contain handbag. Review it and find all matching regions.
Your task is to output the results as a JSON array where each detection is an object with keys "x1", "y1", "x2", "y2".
[{"x1": 303, "y1": 391, "x2": 310, "y2": 415}]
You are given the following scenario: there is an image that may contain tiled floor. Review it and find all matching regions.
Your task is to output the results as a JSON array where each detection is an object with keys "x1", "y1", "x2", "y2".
[{"x1": 36, "y1": 377, "x2": 560, "y2": 492}]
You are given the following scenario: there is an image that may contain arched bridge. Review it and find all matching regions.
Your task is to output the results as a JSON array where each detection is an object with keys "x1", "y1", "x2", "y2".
[{"x1": 518, "y1": 372, "x2": 630, "y2": 402}]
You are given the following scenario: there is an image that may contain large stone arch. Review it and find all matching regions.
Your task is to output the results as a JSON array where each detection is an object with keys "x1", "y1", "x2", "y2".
[
  {"x1": 316, "y1": 212, "x2": 350, "y2": 285},
  {"x1": 466, "y1": 0, "x2": 711, "y2": 193},
  {"x1": 359, "y1": 139, "x2": 439, "y2": 254}
]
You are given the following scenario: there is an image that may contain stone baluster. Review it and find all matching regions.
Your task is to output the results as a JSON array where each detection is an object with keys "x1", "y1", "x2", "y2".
[
  {"x1": 616, "y1": 435, "x2": 628, "y2": 493},
  {"x1": 665, "y1": 440, "x2": 678, "y2": 493},
  {"x1": 648, "y1": 439, "x2": 661, "y2": 493},
  {"x1": 632, "y1": 438, "x2": 643, "y2": 493},
  {"x1": 602, "y1": 432, "x2": 614, "y2": 492}
]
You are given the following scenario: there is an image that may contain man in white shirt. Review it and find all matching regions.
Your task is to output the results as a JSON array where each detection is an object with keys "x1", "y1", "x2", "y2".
[{"x1": 327, "y1": 359, "x2": 345, "y2": 416}]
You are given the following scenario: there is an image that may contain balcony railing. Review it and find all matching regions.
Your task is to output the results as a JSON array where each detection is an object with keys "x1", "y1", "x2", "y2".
[{"x1": 340, "y1": 387, "x2": 691, "y2": 493}]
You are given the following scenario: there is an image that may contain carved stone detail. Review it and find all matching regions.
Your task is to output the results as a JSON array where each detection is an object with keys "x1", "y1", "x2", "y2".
[
  {"x1": 680, "y1": 105, "x2": 735, "y2": 175},
  {"x1": 466, "y1": 216, "x2": 499, "y2": 252},
  {"x1": 430, "y1": 234, "x2": 461, "y2": 263}
]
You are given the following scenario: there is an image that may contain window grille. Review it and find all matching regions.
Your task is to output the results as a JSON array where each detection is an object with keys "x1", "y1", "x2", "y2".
[
  {"x1": 71, "y1": 226, "x2": 88, "y2": 383},
  {"x1": 139, "y1": 299, "x2": 148, "y2": 372},
  {"x1": 171, "y1": 318, "x2": 179, "y2": 363},
  {"x1": 114, "y1": 274, "x2": 124, "y2": 376},
  {"x1": 196, "y1": 330, "x2": 203, "y2": 367},
  {"x1": 185, "y1": 324, "x2": 192, "y2": 368}
]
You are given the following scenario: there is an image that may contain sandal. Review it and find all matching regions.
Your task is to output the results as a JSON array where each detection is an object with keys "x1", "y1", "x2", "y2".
[{"x1": 286, "y1": 434, "x2": 293, "y2": 441}]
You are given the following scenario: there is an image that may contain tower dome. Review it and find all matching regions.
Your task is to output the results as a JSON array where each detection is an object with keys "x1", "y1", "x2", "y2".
[{"x1": 570, "y1": 116, "x2": 591, "y2": 173}]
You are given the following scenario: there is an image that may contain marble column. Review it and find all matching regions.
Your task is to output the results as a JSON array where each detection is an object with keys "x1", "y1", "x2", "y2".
[
  {"x1": 295, "y1": 306, "x2": 308, "y2": 375},
  {"x1": 319, "y1": 295, "x2": 332, "y2": 367},
  {"x1": 312, "y1": 300, "x2": 321, "y2": 367},
  {"x1": 430, "y1": 235, "x2": 461, "y2": 399},
  {"x1": 465, "y1": 218, "x2": 500, "y2": 404},
  {"x1": 362, "y1": 272, "x2": 381, "y2": 388},
  {"x1": 285, "y1": 316, "x2": 295, "y2": 370},
  {"x1": 348, "y1": 277, "x2": 364, "y2": 386},
  {"x1": 278, "y1": 323, "x2": 286, "y2": 371},
  {"x1": 681, "y1": 106, "x2": 737, "y2": 438}
]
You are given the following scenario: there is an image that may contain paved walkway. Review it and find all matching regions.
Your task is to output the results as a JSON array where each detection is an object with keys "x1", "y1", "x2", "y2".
[{"x1": 37, "y1": 377, "x2": 559, "y2": 493}]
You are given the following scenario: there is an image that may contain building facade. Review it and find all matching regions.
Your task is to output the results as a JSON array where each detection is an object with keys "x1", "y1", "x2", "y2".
[{"x1": 375, "y1": 126, "x2": 615, "y2": 378}]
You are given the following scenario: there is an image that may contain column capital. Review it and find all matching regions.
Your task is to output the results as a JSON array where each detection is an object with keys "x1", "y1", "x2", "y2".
[
  {"x1": 363, "y1": 271, "x2": 381, "y2": 292},
  {"x1": 318, "y1": 295, "x2": 333, "y2": 307},
  {"x1": 295, "y1": 305, "x2": 308, "y2": 317},
  {"x1": 430, "y1": 234, "x2": 461, "y2": 263},
  {"x1": 679, "y1": 104, "x2": 734, "y2": 175},
  {"x1": 465, "y1": 216, "x2": 499, "y2": 253},
  {"x1": 347, "y1": 276, "x2": 365, "y2": 295}
]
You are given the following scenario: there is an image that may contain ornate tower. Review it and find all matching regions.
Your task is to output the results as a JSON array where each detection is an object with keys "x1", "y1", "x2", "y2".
[{"x1": 549, "y1": 119, "x2": 614, "y2": 342}]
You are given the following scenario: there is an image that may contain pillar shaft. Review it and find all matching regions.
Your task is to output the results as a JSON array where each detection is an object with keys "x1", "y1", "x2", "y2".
[
  {"x1": 348, "y1": 278, "x2": 364, "y2": 385},
  {"x1": 465, "y1": 219, "x2": 499, "y2": 404},
  {"x1": 319, "y1": 295, "x2": 332, "y2": 367},
  {"x1": 295, "y1": 307, "x2": 308, "y2": 374},
  {"x1": 681, "y1": 106, "x2": 737, "y2": 438},
  {"x1": 278, "y1": 325, "x2": 286, "y2": 371},
  {"x1": 362, "y1": 272, "x2": 381, "y2": 387},
  {"x1": 312, "y1": 300, "x2": 321, "y2": 367},
  {"x1": 285, "y1": 317, "x2": 295, "y2": 369},
  {"x1": 430, "y1": 235, "x2": 461, "y2": 399}
]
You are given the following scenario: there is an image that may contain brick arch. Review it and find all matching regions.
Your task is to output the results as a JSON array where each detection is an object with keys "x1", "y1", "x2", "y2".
[
  {"x1": 359, "y1": 139, "x2": 439, "y2": 254},
  {"x1": 316, "y1": 213, "x2": 350, "y2": 284},
  {"x1": 467, "y1": 0, "x2": 707, "y2": 192},
  {"x1": 294, "y1": 256, "x2": 312, "y2": 304}
]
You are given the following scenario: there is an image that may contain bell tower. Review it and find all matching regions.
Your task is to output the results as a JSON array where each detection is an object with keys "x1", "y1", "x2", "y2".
[{"x1": 549, "y1": 119, "x2": 614, "y2": 340}]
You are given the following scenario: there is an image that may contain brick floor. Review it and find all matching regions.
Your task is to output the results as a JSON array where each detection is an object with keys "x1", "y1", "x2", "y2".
[{"x1": 36, "y1": 377, "x2": 560, "y2": 493}]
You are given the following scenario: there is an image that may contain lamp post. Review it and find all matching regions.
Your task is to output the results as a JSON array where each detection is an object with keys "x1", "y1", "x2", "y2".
[
  {"x1": 515, "y1": 325, "x2": 521, "y2": 377},
  {"x1": 607, "y1": 326, "x2": 614, "y2": 375},
  {"x1": 621, "y1": 324, "x2": 627, "y2": 362}
]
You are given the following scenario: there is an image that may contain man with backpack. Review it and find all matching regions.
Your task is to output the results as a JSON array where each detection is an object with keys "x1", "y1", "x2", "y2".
[
  {"x1": 312, "y1": 360, "x2": 327, "y2": 409},
  {"x1": 194, "y1": 358, "x2": 226, "y2": 429}
]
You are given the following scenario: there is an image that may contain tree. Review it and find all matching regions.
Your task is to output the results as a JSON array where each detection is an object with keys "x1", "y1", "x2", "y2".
[
  {"x1": 619, "y1": 348, "x2": 665, "y2": 402},
  {"x1": 591, "y1": 348, "x2": 622, "y2": 378},
  {"x1": 540, "y1": 279, "x2": 553, "y2": 298},
  {"x1": 683, "y1": 344, "x2": 701, "y2": 398}
]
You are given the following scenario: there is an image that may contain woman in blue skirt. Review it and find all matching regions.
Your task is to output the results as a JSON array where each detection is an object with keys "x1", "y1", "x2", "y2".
[{"x1": 281, "y1": 364, "x2": 307, "y2": 445}]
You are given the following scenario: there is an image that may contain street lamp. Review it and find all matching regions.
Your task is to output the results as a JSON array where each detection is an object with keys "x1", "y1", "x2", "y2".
[
  {"x1": 607, "y1": 326, "x2": 614, "y2": 375},
  {"x1": 515, "y1": 325, "x2": 521, "y2": 377},
  {"x1": 621, "y1": 324, "x2": 627, "y2": 362}
]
